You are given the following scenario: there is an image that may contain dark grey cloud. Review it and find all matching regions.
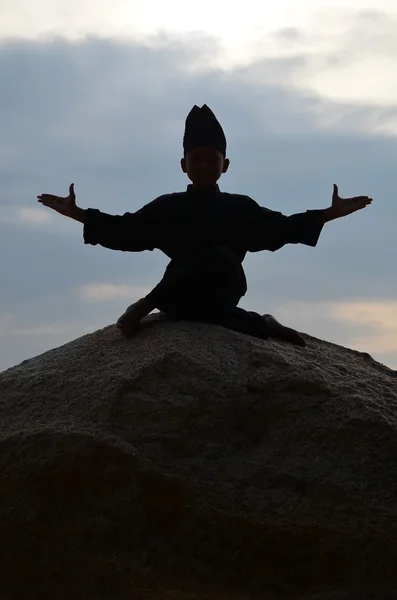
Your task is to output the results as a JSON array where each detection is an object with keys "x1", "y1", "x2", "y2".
[{"x1": 0, "y1": 33, "x2": 396, "y2": 371}]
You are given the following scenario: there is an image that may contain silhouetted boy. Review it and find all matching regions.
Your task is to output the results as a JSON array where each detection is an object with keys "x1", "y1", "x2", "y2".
[{"x1": 38, "y1": 104, "x2": 372, "y2": 346}]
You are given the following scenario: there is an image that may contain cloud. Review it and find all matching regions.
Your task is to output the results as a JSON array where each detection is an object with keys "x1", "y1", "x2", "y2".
[
  {"x1": 246, "y1": 9, "x2": 397, "y2": 107},
  {"x1": 330, "y1": 301, "x2": 397, "y2": 354},
  {"x1": 14, "y1": 324, "x2": 78, "y2": 336},
  {"x1": 0, "y1": 313, "x2": 97, "y2": 372},
  {"x1": 0, "y1": 206, "x2": 53, "y2": 225},
  {"x1": 77, "y1": 283, "x2": 151, "y2": 301},
  {"x1": 17, "y1": 207, "x2": 51, "y2": 223},
  {"x1": 0, "y1": 26, "x2": 396, "y2": 372},
  {"x1": 273, "y1": 300, "x2": 397, "y2": 368}
]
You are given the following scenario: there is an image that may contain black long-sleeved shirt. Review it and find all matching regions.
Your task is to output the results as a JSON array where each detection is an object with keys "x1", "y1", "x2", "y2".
[{"x1": 83, "y1": 184, "x2": 325, "y2": 294}]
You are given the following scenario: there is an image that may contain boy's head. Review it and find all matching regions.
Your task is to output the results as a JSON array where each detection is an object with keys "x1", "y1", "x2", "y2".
[{"x1": 181, "y1": 105, "x2": 230, "y2": 188}]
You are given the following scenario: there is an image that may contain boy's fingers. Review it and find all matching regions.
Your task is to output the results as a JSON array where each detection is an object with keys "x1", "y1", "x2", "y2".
[
  {"x1": 348, "y1": 198, "x2": 370, "y2": 207},
  {"x1": 69, "y1": 183, "x2": 75, "y2": 196},
  {"x1": 38, "y1": 194, "x2": 58, "y2": 201},
  {"x1": 38, "y1": 199, "x2": 63, "y2": 209}
]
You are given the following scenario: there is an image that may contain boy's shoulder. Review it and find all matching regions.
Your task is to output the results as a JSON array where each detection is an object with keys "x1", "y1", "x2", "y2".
[
  {"x1": 156, "y1": 191, "x2": 185, "y2": 198},
  {"x1": 139, "y1": 192, "x2": 182, "y2": 211},
  {"x1": 149, "y1": 191, "x2": 185, "y2": 205},
  {"x1": 222, "y1": 190, "x2": 256, "y2": 200},
  {"x1": 221, "y1": 191, "x2": 260, "y2": 209},
  {"x1": 146, "y1": 190, "x2": 261, "y2": 210}
]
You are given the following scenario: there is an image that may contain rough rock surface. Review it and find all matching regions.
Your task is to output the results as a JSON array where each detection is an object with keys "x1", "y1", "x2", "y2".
[{"x1": 1, "y1": 314, "x2": 397, "y2": 600}]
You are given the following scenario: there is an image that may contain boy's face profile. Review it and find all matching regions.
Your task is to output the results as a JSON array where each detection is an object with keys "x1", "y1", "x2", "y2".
[{"x1": 181, "y1": 146, "x2": 230, "y2": 188}]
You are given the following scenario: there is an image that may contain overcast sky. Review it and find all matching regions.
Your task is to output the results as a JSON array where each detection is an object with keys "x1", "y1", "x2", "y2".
[{"x1": 1, "y1": 0, "x2": 396, "y2": 372}]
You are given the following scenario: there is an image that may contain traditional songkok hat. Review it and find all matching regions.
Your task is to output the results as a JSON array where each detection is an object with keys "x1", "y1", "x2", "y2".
[{"x1": 183, "y1": 104, "x2": 226, "y2": 156}]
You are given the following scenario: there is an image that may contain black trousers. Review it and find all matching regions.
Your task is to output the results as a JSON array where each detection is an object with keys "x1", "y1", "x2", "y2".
[{"x1": 145, "y1": 246, "x2": 268, "y2": 340}]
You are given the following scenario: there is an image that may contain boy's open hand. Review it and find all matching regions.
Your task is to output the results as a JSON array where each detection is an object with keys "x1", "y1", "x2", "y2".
[
  {"x1": 330, "y1": 184, "x2": 372, "y2": 218},
  {"x1": 37, "y1": 183, "x2": 76, "y2": 216}
]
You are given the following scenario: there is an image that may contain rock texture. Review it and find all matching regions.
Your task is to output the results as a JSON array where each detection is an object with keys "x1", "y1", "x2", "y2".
[{"x1": 1, "y1": 314, "x2": 397, "y2": 600}]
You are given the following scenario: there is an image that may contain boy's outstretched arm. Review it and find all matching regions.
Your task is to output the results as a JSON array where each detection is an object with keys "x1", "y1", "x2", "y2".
[
  {"x1": 37, "y1": 183, "x2": 164, "y2": 252},
  {"x1": 248, "y1": 184, "x2": 372, "y2": 252}
]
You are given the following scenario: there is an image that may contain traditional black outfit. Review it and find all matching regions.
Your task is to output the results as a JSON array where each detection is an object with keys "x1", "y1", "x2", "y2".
[{"x1": 83, "y1": 105, "x2": 325, "y2": 339}]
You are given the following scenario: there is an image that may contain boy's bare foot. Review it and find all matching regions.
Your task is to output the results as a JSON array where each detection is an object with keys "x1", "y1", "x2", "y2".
[
  {"x1": 262, "y1": 314, "x2": 306, "y2": 347},
  {"x1": 116, "y1": 298, "x2": 154, "y2": 338}
]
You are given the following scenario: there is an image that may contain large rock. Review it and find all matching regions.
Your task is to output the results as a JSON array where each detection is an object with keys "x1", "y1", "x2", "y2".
[{"x1": 1, "y1": 314, "x2": 397, "y2": 599}]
